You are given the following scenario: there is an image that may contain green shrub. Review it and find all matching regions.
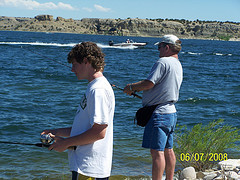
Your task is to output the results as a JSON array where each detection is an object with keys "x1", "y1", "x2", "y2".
[
  {"x1": 174, "y1": 119, "x2": 240, "y2": 171},
  {"x1": 217, "y1": 34, "x2": 232, "y2": 41}
]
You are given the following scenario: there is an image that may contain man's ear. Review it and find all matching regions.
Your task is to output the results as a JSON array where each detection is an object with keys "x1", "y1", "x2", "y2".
[{"x1": 165, "y1": 44, "x2": 170, "y2": 51}]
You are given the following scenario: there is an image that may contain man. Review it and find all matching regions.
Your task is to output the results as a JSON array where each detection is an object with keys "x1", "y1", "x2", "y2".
[
  {"x1": 124, "y1": 35, "x2": 183, "y2": 180},
  {"x1": 41, "y1": 42, "x2": 115, "y2": 180}
]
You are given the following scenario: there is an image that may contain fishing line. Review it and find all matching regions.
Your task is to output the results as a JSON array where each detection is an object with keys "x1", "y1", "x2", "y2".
[{"x1": 20, "y1": 44, "x2": 142, "y2": 99}]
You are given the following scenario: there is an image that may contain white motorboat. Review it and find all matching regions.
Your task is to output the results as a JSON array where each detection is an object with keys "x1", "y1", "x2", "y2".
[{"x1": 109, "y1": 40, "x2": 147, "y2": 47}]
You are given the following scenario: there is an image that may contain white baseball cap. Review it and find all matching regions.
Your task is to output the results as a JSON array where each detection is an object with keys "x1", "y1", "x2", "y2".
[{"x1": 155, "y1": 34, "x2": 181, "y2": 45}]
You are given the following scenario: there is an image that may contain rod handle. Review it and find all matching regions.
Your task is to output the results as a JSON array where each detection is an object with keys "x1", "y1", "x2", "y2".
[
  {"x1": 68, "y1": 146, "x2": 77, "y2": 150},
  {"x1": 131, "y1": 92, "x2": 142, "y2": 99}
]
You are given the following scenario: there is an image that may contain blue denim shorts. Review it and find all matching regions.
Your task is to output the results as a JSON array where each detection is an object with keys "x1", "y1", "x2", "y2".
[{"x1": 142, "y1": 113, "x2": 177, "y2": 151}]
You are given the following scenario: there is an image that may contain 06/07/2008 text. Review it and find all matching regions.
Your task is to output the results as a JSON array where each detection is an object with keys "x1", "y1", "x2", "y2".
[{"x1": 180, "y1": 153, "x2": 228, "y2": 162}]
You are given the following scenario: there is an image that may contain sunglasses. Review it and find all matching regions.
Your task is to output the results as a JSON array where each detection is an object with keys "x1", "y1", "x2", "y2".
[{"x1": 158, "y1": 43, "x2": 166, "y2": 49}]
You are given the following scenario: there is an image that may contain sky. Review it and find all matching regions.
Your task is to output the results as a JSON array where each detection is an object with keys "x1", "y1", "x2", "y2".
[{"x1": 0, "y1": 0, "x2": 239, "y2": 22}]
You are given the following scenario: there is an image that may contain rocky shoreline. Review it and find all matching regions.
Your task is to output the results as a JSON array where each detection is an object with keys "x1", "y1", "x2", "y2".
[
  {"x1": 1, "y1": 15, "x2": 240, "y2": 41},
  {"x1": 178, "y1": 159, "x2": 240, "y2": 180}
]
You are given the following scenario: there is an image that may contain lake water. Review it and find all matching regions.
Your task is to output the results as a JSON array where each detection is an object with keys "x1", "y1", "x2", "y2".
[{"x1": 0, "y1": 31, "x2": 239, "y2": 179}]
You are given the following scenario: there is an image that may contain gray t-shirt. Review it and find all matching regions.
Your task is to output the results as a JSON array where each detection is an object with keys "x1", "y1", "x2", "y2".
[{"x1": 142, "y1": 56, "x2": 183, "y2": 113}]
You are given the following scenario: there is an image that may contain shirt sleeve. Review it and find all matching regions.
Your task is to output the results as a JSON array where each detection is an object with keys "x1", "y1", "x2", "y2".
[
  {"x1": 146, "y1": 61, "x2": 165, "y2": 84},
  {"x1": 87, "y1": 88, "x2": 109, "y2": 126}
]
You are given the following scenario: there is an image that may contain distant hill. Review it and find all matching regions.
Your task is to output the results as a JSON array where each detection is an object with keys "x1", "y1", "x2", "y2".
[{"x1": 1, "y1": 15, "x2": 239, "y2": 41}]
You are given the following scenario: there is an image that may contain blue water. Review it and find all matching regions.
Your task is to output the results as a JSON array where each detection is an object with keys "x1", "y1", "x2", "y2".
[{"x1": 0, "y1": 31, "x2": 239, "y2": 179}]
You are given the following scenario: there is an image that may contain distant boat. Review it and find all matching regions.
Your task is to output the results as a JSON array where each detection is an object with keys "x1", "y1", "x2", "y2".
[{"x1": 109, "y1": 39, "x2": 147, "y2": 47}]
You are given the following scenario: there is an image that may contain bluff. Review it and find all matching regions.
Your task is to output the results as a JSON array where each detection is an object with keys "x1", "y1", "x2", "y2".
[{"x1": 0, "y1": 15, "x2": 239, "y2": 41}]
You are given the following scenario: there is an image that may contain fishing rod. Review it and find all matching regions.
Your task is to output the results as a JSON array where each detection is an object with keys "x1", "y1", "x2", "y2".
[
  {"x1": 0, "y1": 141, "x2": 50, "y2": 148},
  {"x1": 20, "y1": 44, "x2": 142, "y2": 99},
  {"x1": 0, "y1": 134, "x2": 76, "y2": 150},
  {"x1": 0, "y1": 141, "x2": 77, "y2": 150},
  {"x1": 111, "y1": 84, "x2": 142, "y2": 99},
  {"x1": 0, "y1": 134, "x2": 52, "y2": 148}
]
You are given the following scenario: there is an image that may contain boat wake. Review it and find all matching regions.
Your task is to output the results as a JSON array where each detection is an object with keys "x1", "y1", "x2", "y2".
[
  {"x1": 97, "y1": 43, "x2": 138, "y2": 49},
  {"x1": 0, "y1": 41, "x2": 138, "y2": 49},
  {"x1": 0, "y1": 41, "x2": 76, "y2": 47},
  {"x1": 181, "y1": 51, "x2": 233, "y2": 56},
  {"x1": 181, "y1": 51, "x2": 203, "y2": 55},
  {"x1": 213, "y1": 52, "x2": 232, "y2": 56}
]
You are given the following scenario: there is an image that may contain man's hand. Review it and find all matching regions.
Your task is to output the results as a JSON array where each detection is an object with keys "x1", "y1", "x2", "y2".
[
  {"x1": 123, "y1": 84, "x2": 134, "y2": 96},
  {"x1": 48, "y1": 134, "x2": 69, "y2": 152},
  {"x1": 124, "y1": 80, "x2": 154, "y2": 96},
  {"x1": 41, "y1": 129, "x2": 57, "y2": 136}
]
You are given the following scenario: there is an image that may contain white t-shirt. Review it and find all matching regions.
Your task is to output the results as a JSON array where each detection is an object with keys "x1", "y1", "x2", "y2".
[{"x1": 68, "y1": 76, "x2": 115, "y2": 178}]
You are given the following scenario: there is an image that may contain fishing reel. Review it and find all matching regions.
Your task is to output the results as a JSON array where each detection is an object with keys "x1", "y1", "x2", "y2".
[
  {"x1": 40, "y1": 134, "x2": 76, "y2": 150},
  {"x1": 40, "y1": 134, "x2": 53, "y2": 145}
]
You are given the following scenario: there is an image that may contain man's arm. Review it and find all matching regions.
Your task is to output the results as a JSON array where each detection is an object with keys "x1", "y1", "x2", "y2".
[
  {"x1": 49, "y1": 123, "x2": 108, "y2": 152},
  {"x1": 124, "y1": 80, "x2": 154, "y2": 96},
  {"x1": 42, "y1": 127, "x2": 72, "y2": 137}
]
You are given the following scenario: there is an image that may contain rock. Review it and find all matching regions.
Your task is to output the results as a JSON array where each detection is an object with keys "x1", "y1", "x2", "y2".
[
  {"x1": 65, "y1": 18, "x2": 74, "y2": 22},
  {"x1": 203, "y1": 173, "x2": 218, "y2": 180},
  {"x1": 196, "y1": 171, "x2": 205, "y2": 179},
  {"x1": 219, "y1": 159, "x2": 240, "y2": 171},
  {"x1": 179, "y1": 159, "x2": 240, "y2": 180},
  {"x1": 233, "y1": 167, "x2": 240, "y2": 174},
  {"x1": 225, "y1": 171, "x2": 239, "y2": 180},
  {"x1": 180, "y1": 166, "x2": 196, "y2": 180},
  {"x1": 214, "y1": 174, "x2": 224, "y2": 180},
  {"x1": 197, "y1": 170, "x2": 216, "y2": 178},
  {"x1": 197, "y1": 170, "x2": 220, "y2": 180},
  {"x1": 0, "y1": 15, "x2": 240, "y2": 40},
  {"x1": 0, "y1": 16, "x2": 17, "y2": 22},
  {"x1": 56, "y1": 16, "x2": 65, "y2": 21},
  {"x1": 35, "y1": 15, "x2": 53, "y2": 21},
  {"x1": 161, "y1": 20, "x2": 185, "y2": 30}
]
